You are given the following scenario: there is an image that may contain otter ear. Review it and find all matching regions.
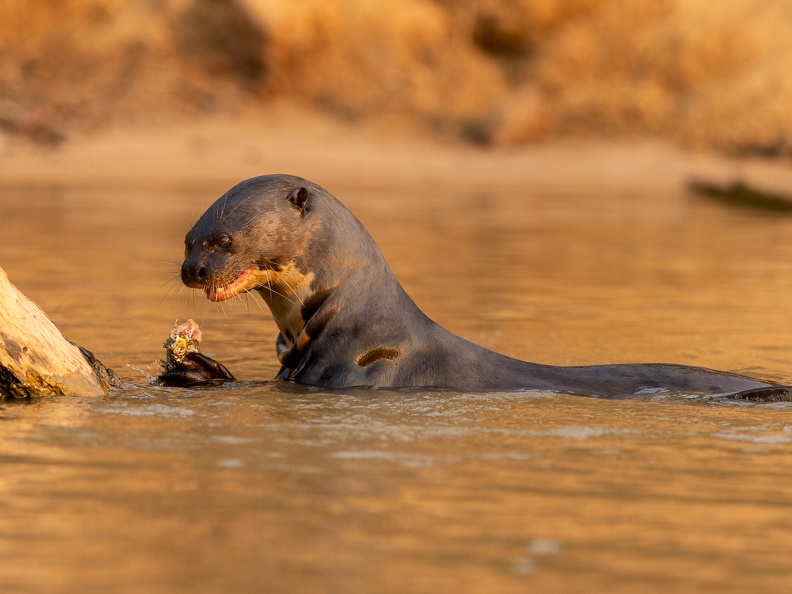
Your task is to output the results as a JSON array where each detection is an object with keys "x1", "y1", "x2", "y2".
[{"x1": 287, "y1": 187, "x2": 310, "y2": 215}]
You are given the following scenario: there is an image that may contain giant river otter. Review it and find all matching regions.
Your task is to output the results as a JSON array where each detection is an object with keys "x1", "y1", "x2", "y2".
[{"x1": 180, "y1": 174, "x2": 780, "y2": 398}]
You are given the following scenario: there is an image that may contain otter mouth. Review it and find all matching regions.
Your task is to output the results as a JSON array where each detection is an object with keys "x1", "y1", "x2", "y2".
[{"x1": 206, "y1": 268, "x2": 267, "y2": 302}]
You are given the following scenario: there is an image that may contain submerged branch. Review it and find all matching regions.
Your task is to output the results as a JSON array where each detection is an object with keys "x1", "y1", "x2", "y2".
[{"x1": 688, "y1": 178, "x2": 792, "y2": 213}]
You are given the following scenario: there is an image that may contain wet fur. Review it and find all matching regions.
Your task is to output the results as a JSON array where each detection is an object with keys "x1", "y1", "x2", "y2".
[{"x1": 182, "y1": 174, "x2": 778, "y2": 398}]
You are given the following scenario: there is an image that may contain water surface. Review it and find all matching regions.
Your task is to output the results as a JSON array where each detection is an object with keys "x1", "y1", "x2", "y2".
[{"x1": 1, "y1": 179, "x2": 792, "y2": 592}]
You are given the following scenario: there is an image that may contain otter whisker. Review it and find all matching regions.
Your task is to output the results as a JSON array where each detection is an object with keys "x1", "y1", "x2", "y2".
[
  {"x1": 217, "y1": 190, "x2": 231, "y2": 220},
  {"x1": 225, "y1": 195, "x2": 254, "y2": 220},
  {"x1": 273, "y1": 268, "x2": 306, "y2": 308},
  {"x1": 231, "y1": 290, "x2": 250, "y2": 314},
  {"x1": 241, "y1": 288, "x2": 270, "y2": 314},
  {"x1": 261, "y1": 269, "x2": 299, "y2": 306},
  {"x1": 234, "y1": 290, "x2": 262, "y2": 316},
  {"x1": 160, "y1": 277, "x2": 191, "y2": 307}
]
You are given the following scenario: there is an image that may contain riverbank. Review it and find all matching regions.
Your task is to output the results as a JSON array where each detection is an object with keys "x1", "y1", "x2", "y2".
[{"x1": 2, "y1": 106, "x2": 792, "y2": 201}]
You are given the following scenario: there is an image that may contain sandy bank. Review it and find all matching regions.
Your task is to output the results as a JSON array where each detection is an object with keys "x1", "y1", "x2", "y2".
[{"x1": 2, "y1": 107, "x2": 792, "y2": 200}]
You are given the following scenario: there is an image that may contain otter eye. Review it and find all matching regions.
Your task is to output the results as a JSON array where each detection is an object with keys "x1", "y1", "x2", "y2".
[{"x1": 216, "y1": 233, "x2": 232, "y2": 249}]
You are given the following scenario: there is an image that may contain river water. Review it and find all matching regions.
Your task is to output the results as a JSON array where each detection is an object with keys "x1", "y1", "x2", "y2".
[{"x1": 1, "y1": 178, "x2": 792, "y2": 593}]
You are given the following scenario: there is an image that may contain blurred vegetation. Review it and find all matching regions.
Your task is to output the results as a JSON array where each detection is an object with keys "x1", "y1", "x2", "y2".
[{"x1": 1, "y1": 0, "x2": 792, "y2": 156}]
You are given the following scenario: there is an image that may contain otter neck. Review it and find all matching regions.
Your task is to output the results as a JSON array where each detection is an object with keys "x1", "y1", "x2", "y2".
[{"x1": 255, "y1": 263, "x2": 315, "y2": 348}]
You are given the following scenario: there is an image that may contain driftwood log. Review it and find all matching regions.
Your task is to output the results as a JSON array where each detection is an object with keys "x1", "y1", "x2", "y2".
[{"x1": 0, "y1": 265, "x2": 119, "y2": 398}]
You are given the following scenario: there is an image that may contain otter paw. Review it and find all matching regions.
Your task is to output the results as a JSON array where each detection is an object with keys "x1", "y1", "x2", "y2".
[{"x1": 157, "y1": 320, "x2": 235, "y2": 387}]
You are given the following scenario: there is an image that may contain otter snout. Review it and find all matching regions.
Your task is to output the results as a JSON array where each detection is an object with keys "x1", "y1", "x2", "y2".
[{"x1": 181, "y1": 258, "x2": 208, "y2": 289}]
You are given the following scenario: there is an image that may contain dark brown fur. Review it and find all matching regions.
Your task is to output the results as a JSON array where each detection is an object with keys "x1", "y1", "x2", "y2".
[{"x1": 181, "y1": 174, "x2": 781, "y2": 398}]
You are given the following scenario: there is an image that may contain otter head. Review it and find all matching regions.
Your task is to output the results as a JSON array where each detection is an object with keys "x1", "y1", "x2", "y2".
[
  {"x1": 182, "y1": 174, "x2": 386, "y2": 355},
  {"x1": 181, "y1": 175, "x2": 316, "y2": 306}
]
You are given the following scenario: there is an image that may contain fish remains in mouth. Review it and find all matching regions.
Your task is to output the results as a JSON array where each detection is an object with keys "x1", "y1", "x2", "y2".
[{"x1": 157, "y1": 319, "x2": 236, "y2": 386}]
